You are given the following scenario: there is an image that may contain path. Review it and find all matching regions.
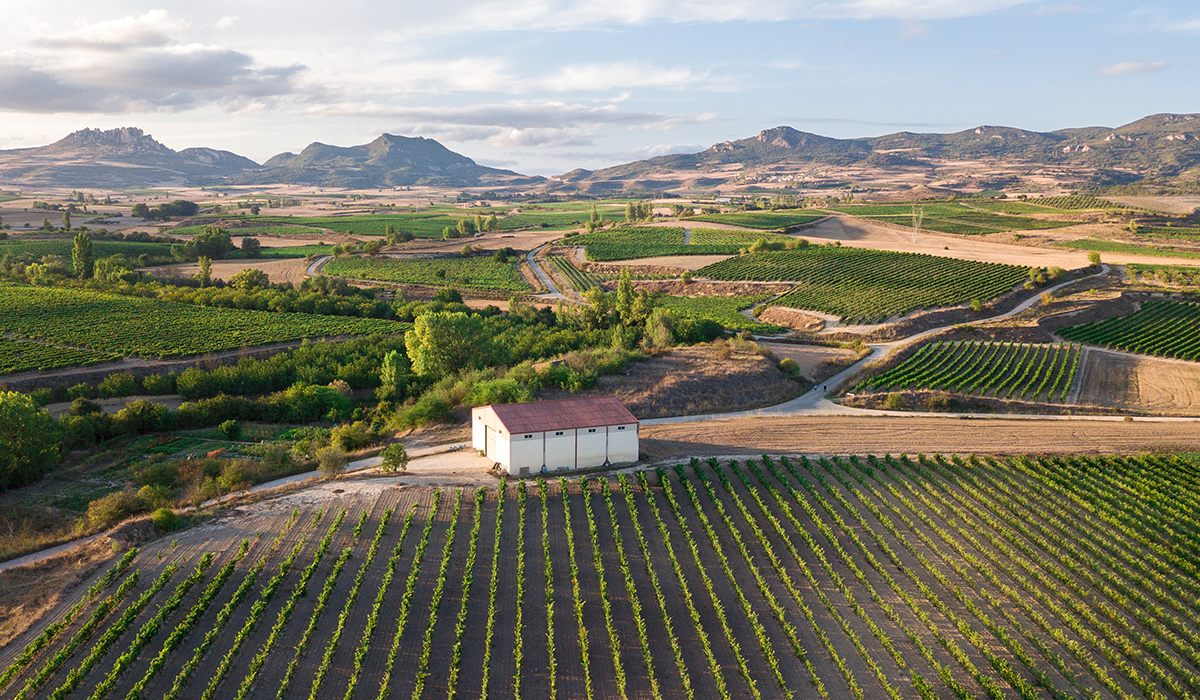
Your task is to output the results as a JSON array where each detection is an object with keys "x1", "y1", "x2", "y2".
[
  {"x1": 306, "y1": 254, "x2": 333, "y2": 276},
  {"x1": 526, "y1": 243, "x2": 580, "y2": 303}
]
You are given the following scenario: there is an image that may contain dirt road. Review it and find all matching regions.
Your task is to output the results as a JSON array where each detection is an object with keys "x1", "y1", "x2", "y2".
[{"x1": 640, "y1": 415, "x2": 1200, "y2": 461}]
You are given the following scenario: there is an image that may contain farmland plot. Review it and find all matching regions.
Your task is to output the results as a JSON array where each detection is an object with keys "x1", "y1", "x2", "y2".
[
  {"x1": 828, "y1": 202, "x2": 1077, "y2": 235},
  {"x1": 1058, "y1": 299, "x2": 1200, "y2": 361},
  {"x1": 6, "y1": 453, "x2": 1200, "y2": 700},
  {"x1": 323, "y1": 255, "x2": 531, "y2": 292}
]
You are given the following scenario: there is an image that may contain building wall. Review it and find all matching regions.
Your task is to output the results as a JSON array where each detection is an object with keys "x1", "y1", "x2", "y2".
[
  {"x1": 508, "y1": 431, "x2": 543, "y2": 474},
  {"x1": 607, "y1": 424, "x2": 639, "y2": 464},
  {"x1": 475, "y1": 405, "x2": 639, "y2": 475}
]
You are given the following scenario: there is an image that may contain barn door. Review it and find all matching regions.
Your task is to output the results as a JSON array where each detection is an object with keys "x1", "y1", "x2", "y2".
[{"x1": 485, "y1": 427, "x2": 496, "y2": 458}]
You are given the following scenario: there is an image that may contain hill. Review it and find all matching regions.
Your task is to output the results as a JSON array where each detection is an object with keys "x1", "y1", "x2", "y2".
[
  {"x1": 232, "y1": 133, "x2": 542, "y2": 188},
  {"x1": 0, "y1": 127, "x2": 259, "y2": 188},
  {"x1": 565, "y1": 113, "x2": 1200, "y2": 193}
]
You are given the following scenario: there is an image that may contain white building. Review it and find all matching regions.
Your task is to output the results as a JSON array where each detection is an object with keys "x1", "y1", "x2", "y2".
[{"x1": 472, "y1": 396, "x2": 640, "y2": 476}]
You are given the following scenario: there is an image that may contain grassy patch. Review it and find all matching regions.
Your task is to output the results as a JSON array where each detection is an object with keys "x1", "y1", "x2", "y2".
[
  {"x1": 324, "y1": 255, "x2": 531, "y2": 291},
  {"x1": 1055, "y1": 239, "x2": 1200, "y2": 259}
]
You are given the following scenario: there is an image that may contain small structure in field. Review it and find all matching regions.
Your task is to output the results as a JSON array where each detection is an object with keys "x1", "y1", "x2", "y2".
[{"x1": 472, "y1": 396, "x2": 639, "y2": 475}]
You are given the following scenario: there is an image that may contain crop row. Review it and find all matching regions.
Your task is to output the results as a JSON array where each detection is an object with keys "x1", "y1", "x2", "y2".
[
  {"x1": 654, "y1": 294, "x2": 785, "y2": 333},
  {"x1": 0, "y1": 283, "x2": 403, "y2": 359},
  {"x1": 0, "y1": 337, "x2": 120, "y2": 376},
  {"x1": 1129, "y1": 263, "x2": 1200, "y2": 287},
  {"x1": 698, "y1": 247, "x2": 1027, "y2": 323},
  {"x1": 687, "y1": 211, "x2": 824, "y2": 230},
  {"x1": 1058, "y1": 299, "x2": 1200, "y2": 360},
  {"x1": 324, "y1": 255, "x2": 531, "y2": 292},
  {"x1": 548, "y1": 256, "x2": 604, "y2": 292},
  {"x1": 862, "y1": 341, "x2": 1081, "y2": 402}
]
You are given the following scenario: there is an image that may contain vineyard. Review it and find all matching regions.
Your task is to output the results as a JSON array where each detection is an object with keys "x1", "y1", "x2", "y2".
[
  {"x1": 688, "y1": 229, "x2": 794, "y2": 247},
  {"x1": 1055, "y1": 239, "x2": 1200, "y2": 260},
  {"x1": 0, "y1": 284, "x2": 404, "y2": 359},
  {"x1": 654, "y1": 294, "x2": 786, "y2": 333},
  {"x1": 1028, "y1": 195, "x2": 1122, "y2": 210},
  {"x1": 169, "y1": 226, "x2": 326, "y2": 238},
  {"x1": 827, "y1": 202, "x2": 1076, "y2": 235},
  {"x1": 697, "y1": 247, "x2": 1029, "y2": 323},
  {"x1": 0, "y1": 338, "x2": 120, "y2": 375},
  {"x1": 323, "y1": 256, "x2": 530, "y2": 292},
  {"x1": 563, "y1": 227, "x2": 785, "y2": 261},
  {"x1": 1058, "y1": 299, "x2": 1200, "y2": 360},
  {"x1": 6, "y1": 453, "x2": 1200, "y2": 700},
  {"x1": 0, "y1": 240, "x2": 175, "y2": 261},
  {"x1": 687, "y1": 211, "x2": 824, "y2": 229},
  {"x1": 1136, "y1": 226, "x2": 1200, "y2": 242},
  {"x1": 859, "y1": 341, "x2": 1082, "y2": 402},
  {"x1": 547, "y1": 256, "x2": 604, "y2": 292},
  {"x1": 1128, "y1": 264, "x2": 1200, "y2": 286}
]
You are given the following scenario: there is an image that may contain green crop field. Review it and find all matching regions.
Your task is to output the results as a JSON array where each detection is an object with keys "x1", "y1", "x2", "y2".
[
  {"x1": 1128, "y1": 263, "x2": 1200, "y2": 286},
  {"x1": 829, "y1": 202, "x2": 1077, "y2": 235},
  {"x1": 655, "y1": 294, "x2": 785, "y2": 333},
  {"x1": 548, "y1": 256, "x2": 604, "y2": 292},
  {"x1": 566, "y1": 227, "x2": 781, "y2": 261},
  {"x1": 1028, "y1": 195, "x2": 1121, "y2": 210},
  {"x1": 1058, "y1": 299, "x2": 1200, "y2": 360},
  {"x1": 0, "y1": 239, "x2": 176, "y2": 261},
  {"x1": 8, "y1": 454, "x2": 1200, "y2": 700},
  {"x1": 697, "y1": 247, "x2": 1028, "y2": 323},
  {"x1": 0, "y1": 283, "x2": 404, "y2": 359},
  {"x1": 687, "y1": 229, "x2": 794, "y2": 246},
  {"x1": 169, "y1": 225, "x2": 326, "y2": 237},
  {"x1": 0, "y1": 338, "x2": 121, "y2": 375},
  {"x1": 1136, "y1": 226, "x2": 1200, "y2": 241},
  {"x1": 252, "y1": 244, "x2": 336, "y2": 259},
  {"x1": 861, "y1": 341, "x2": 1082, "y2": 402},
  {"x1": 324, "y1": 256, "x2": 530, "y2": 291},
  {"x1": 188, "y1": 210, "x2": 591, "y2": 239},
  {"x1": 1055, "y1": 239, "x2": 1200, "y2": 260},
  {"x1": 687, "y1": 211, "x2": 825, "y2": 230},
  {"x1": 967, "y1": 201, "x2": 1059, "y2": 215}
]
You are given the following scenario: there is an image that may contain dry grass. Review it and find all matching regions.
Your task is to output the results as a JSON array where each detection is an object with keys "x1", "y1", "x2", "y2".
[{"x1": 0, "y1": 539, "x2": 114, "y2": 648}]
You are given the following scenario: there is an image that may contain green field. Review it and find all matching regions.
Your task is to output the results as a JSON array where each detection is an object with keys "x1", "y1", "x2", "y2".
[
  {"x1": 861, "y1": 341, "x2": 1081, "y2": 402},
  {"x1": 253, "y1": 244, "x2": 336, "y2": 259},
  {"x1": 1028, "y1": 195, "x2": 1120, "y2": 210},
  {"x1": 185, "y1": 209, "x2": 593, "y2": 239},
  {"x1": 656, "y1": 294, "x2": 785, "y2": 333},
  {"x1": 548, "y1": 256, "x2": 604, "y2": 291},
  {"x1": 967, "y1": 201, "x2": 1059, "y2": 214},
  {"x1": 0, "y1": 338, "x2": 121, "y2": 375},
  {"x1": 1055, "y1": 239, "x2": 1200, "y2": 260},
  {"x1": 687, "y1": 211, "x2": 825, "y2": 230},
  {"x1": 828, "y1": 202, "x2": 1077, "y2": 235},
  {"x1": 1058, "y1": 299, "x2": 1200, "y2": 360},
  {"x1": 0, "y1": 239, "x2": 176, "y2": 261},
  {"x1": 0, "y1": 284, "x2": 405, "y2": 359},
  {"x1": 1136, "y1": 226, "x2": 1200, "y2": 242},
  {"x1": 697, "y1": 247, "x2": 1029, "y2": 323},
  {"x1": 566, "y1": 227, "x2": 777, "y2": 261},
  {"x1": 169, "y1": 225, "x2": 326, "y2": 237},
  {"x1": 687, "y1": 229, "x2": 795, "y2": 246},
  {"x1": 1128, "y1": 263, "x2": 1200, "y2": 286},
  {"x1": 324, "y1": 255, "x2": 530, "y2": 291}
]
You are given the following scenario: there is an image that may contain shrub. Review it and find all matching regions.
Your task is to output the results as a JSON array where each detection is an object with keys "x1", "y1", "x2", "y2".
[
  {"x1": 98, "y1": 372, "x2": 139, "y2": 399},
  {"x1": 380, "y1": 443, "x2": 410, "y2": 472},
  {"x1": 70, "y1": 397, "x2": 103, "y2": 416},
  {"x1": 218, "y1": 419, "x2": 242, "y2": 440},
  {"x1": 0, "y1": 392, "x2": 62, "y2": 488},
  {"x1": 316, "y1": 446, "x2": 348, "y2": 476},
  {"x1": 778, "y1": 357, "x2": 802, "y2": 378},
  {"x1": 1088, "y1": 251, "x2": 1101, "y2": 265},
  {"x1": 332, "y1": 420, "x2": 376, "y2": 452},
  {"x1": 884, "y1": 392, "x2": 907, "y2": 410},
  {"x1": 970, "y1": 299, "x2": 984, "y2": 313},
  {"x1": 396, "y1": 394, "x2": 454, "y2": 429},
  {"x1": 85, "y1": 489, "x2": 148, "y2": 530},
  {"x1": 151, "y1": 507, "x2": 182, "y2": 531},
  {"x1": 141, "y1": 373, "x2": 176, "y2": 394},
  {"x1": 29, "y1": 388, "x2": 53, "y2": 406},
  {"x1": 113, "y1": 399, "x2": 172, "y2": 434},
  {"x1": 68, "y1": 383, "x2": 93, "y2": 400},
  {"x1": 465, "y1": 378, "x2": 531, "y2": 407}
]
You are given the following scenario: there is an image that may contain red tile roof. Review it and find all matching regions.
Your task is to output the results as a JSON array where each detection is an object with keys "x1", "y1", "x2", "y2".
[{"x1": 485, "y1": 396, "x2": 638, "y2": 434}]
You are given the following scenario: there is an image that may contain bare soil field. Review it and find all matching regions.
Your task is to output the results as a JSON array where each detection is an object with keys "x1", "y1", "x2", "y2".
[
  {"x1": 1076, "y1": 349, "x2": 1200, "y2": 415},
  {"x1": 1107, "y1": 195, "x2": 1200, "y2": 214},
  {"x1": 6, "y1": 452, "x2": 1199, "y2": 700},
  {"x1": 139, "y1": 257, "x2": 310, "y2": 286},
  {"x1": 756, "y1": 307, "x2": 826, "y2": 332},
  {"x1": 760, "y1": 342, "x2": 860, "y2": 381},
  {"x1": 605, "y1": 254, "x2": 733, "y2": 270},
  {"x1": 640, "y1": 415, "x2": 1200, "y2": 460},
  {"x1": 536, "y1": 343, "x2": 805, "y2": 419}
]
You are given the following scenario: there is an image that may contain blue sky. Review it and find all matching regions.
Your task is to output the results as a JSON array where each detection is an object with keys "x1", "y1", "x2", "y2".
[{"x1": 0, "y1": 1, "x2": 1194, "y2": 176}]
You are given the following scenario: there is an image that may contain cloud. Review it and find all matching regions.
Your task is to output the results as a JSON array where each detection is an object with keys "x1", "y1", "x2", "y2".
[
  {"x1": 0, "y1": 11, "x2": 306, "y2": 113},
  {"x1": 1098, "y1": 61, "x2": 1168, "y2": 76},
  {"x1": 216, "y1": 16, "x2": 239, "y2": 29},
  {"x1": 1032, "y1": 4, "x2": 1079, "y2": 15},
  {"x1": 899, "y1": 20, "x2": 931, "y2": 38}
]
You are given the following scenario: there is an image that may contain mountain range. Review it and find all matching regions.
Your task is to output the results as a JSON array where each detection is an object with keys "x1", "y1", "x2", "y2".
[{"x1": 1, "y1": 114, "x2": 1198, "y2": 192}]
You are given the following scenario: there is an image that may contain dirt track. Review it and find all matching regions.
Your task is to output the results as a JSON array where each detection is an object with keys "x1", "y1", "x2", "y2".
[{"x1": 639, "y1": 415, "x2": 1200, "y2": 461}]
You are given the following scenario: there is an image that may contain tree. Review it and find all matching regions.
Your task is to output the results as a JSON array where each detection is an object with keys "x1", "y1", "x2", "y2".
[
  {"x1": 625, "y1": 201, "x2": 635, "y2": 223},
  {"x1": 616, "y1": 267, "x2": 634, "y2": 325},
  {"x1": 41, "y1": 218, "x2": 52, "y2": 231},
  {"x1": 363, "y1": 239, "x2": 383, "y2": 256},
  {"x1": 131, "y1": 203, "x2": 150, "y2": 220},
  {"x1": 484, "y1": 213, "x2": 499, "y2": 232},
  {"x1": 72, "y1": 231, "x2": 94, "y2": 279},
  {"x1": 380, "y1": 443, "x2": 410, "y2": 472},
  {"x1": 62, "y1": 210, "x2": 71, "y2": 231},
  {"x1": 196, "y1": 256, "x2": 212, "y2": 287},
  {"x1": 1088, "y1": 251, "x2": 1102, "y2": 265},
  {"x1": 456, "y1": 219, "x2": 478, "y2": 238},
  {"x1": 250, "y1": 204, "x2": 261, "y2": 215},
  {"x1": 240, "y1": 237, "x2": 262, "y2": 257},
  {"x1": 385, "y1": 223, "x2": 398, "y2": 245},
  {"x1": 377, "y1": 349, "x2": 408, "y2": 401},
  {"x1": 405, "y1": 311, "x2": 491, "y2": 377},
  {"x1": 0, "y1": 392, "x2": 62, "y2": 489},
  {"x1": 230, "y1": 267, "x2": 269, "y2": 290}
]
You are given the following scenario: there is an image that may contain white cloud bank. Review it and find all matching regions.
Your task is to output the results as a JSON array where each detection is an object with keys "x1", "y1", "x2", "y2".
[{"x1": 1098, "y1": 61, "x2": 1168, "y2": 76}]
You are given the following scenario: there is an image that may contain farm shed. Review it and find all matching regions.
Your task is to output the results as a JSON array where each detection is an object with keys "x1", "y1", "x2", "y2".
[{"x1": 472, "y1": 396, "x2": 639, "y2": 475}]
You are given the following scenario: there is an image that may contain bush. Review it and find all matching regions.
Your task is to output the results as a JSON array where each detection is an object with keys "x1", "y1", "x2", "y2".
[
  {"x1": 884, "y1": 393, "x2": 907, "y2": 410},
  {"x1": 141, "y1": 373, "x2": 176, "y2": 394},
  {"x1": 673, "y1": 318, "x2": 724, "y2": 345},
  {"x1": 1088, "y1": 251, "x2": 1102, "y2": 265},
  {"x1": 68, "y1": 383, "x2": 93, "y2": 400},
  {"x1": 151, "y1": 507, "x2": 182, "y2": 531},
  {"x1": 465, "y1": 378, "x2": 531, "y2": 407},
  {"x1": 97, "y1": 372, "x2": 139, "y2": 399},
  {"x1": 778, "y1": 357, "x2": 802, "y2": 378},
  {"x1": 396, "y1": 394, "x2": 455, "y2": 429},
  {"x1": 112, "y1": 399, "x2": 172, "y2": 434},
  {"x1": 70, "y1": 397, "x2": 103, "y2": 416},
  {"x1": 85, "y1": 489, "x2": 148, "y2": 530},
  {"x1": 218, "y1": 419, "x2": 242, "y2": 440},
  {"x1": 380, "y1": 443, "x2": 410, "y2": 472},
  {"x1": 331, "y1": 420, "x2": 376, "y2": 452},
  {"x1": 0, "y1": 392, "x2": 63, "y2": 489},
  {"x1": 316, "y1": 446, "x2": 348, "y2": 476}
]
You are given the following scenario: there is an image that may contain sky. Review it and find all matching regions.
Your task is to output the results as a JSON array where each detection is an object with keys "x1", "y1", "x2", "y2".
[{"x1": 0, "y1": 1, "x2": 1195, "y2": 176}]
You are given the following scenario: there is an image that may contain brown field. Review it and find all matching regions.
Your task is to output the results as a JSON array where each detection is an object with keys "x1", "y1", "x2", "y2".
[
  {"x1": 756, "y1": 307, "x2": 827, "y2": 332},
  {"x1": 760, "y1": 342, "x2": 861, "y2": 381},
  {"x1": 5, "y1": 452, "x2": 1199, "y2": 700},
  {"x1": 1077, "y1": 349, "x2": 1200, "y2": 415},
  {"x1": 139, "y1": 257, "x2": 311, "y2": 286}
]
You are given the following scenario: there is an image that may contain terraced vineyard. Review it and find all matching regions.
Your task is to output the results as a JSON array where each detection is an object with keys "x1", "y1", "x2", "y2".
[
  {"x1": 0, "y1": 283, "x2": 404, "y2": 359},
  {"x1": 0, "y1": 338, "x2": 121, "y2": 375},
  {"x1": 697, "y1": 247, "x2": 1028, "y2": 323},
  {"x1": 7, "y1": 453, "x2": 1200, "y2": 700},
  {"x1": 687, "y1": 211, "x2": 824, "y2": 229},
  {"x1": 324, "y1": 255, "x2": 531, "y2": 291},
  {"x1": 860, "y1": 341, "x2": 1082, "y2": 402},
  {"x1": 655, "y1": 294, "x2": 785, "y2": 333},
  {"x1": 1058, "y1": 299, "x2": 1200, "y2": 360},
  {"x1": 828, "y1": 202, "x2": 1076, "y2": 235},
  {"x1": 548, "y1": 256, "x2": 604, "y2": 291}
]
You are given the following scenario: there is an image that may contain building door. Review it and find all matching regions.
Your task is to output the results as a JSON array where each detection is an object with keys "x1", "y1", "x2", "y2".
[{"x1": 485, "y1": 427, "x2": 496, "y2": 459}]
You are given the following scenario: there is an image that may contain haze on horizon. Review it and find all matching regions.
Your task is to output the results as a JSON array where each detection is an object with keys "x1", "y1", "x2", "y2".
[{"x1": 0, "y1": 0, "x2": 1195, "y2": 177}]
